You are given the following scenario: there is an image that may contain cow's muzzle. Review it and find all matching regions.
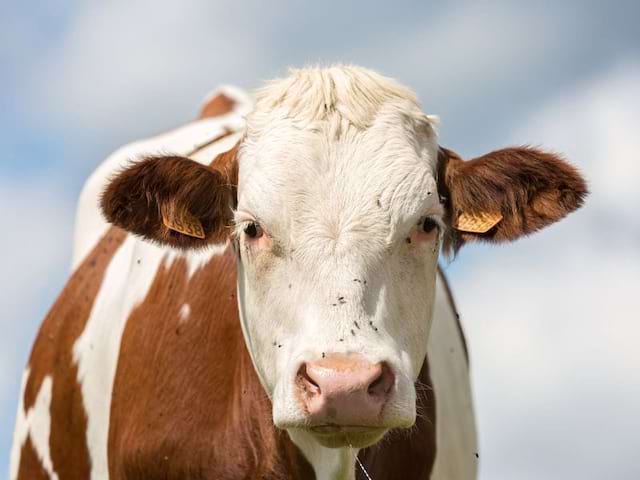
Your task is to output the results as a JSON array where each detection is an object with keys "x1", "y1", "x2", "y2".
[{"x1": 295, "y1": 353, "x2": 395, "y2": 444}]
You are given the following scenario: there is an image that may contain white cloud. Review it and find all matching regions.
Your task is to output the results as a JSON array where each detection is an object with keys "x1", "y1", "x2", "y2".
[
  {"x1": 447, "y1": 63, "x2": 640, "y2": 479},
  {"x1": 377, "y1": 3, "x2": 558, "y2": 99},
  {"x1": 20, "y1": 1, "x2": 593, "y2": 155},
  {"x1": 455, "y1": 246, "x2": 640, "y2": 480},
  {"x1": 24, "y1": 0, "x2": 274, "y2": 147}
]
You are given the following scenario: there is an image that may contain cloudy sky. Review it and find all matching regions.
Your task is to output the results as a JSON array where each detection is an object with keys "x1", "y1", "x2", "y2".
[{"x1": 1, "y1": 1, "x2": 639, "y2": 478}]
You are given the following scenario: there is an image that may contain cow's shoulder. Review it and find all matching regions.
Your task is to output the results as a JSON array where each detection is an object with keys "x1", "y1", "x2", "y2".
[
  {"x1": 11, "y1": 226, "x2": 127, "y2": 480},
  {"x1": 107, "y1": 249, "x2": 313, "y2": 479}
]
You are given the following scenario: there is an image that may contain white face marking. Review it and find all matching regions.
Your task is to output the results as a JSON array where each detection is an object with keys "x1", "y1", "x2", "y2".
[
  {"x1": 235, "y1": 67, "x2": 444, "y2": 463},
  {"x1": 10, "y1": 372, "x2": 59, "y2": 480}
]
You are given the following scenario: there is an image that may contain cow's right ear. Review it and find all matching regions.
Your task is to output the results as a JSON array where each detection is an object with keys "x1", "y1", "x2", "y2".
[{"x1": 100, "y1": 154, "x2": 236, "y2": 249}]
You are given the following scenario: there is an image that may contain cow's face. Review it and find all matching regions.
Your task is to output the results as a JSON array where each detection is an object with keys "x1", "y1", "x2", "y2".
[
  {"x1": 235, "y1": 101, "x2": 442, "y2": 447},
  {"x1": 101, "y1": 67, "x2": 587, "y2": 450}
]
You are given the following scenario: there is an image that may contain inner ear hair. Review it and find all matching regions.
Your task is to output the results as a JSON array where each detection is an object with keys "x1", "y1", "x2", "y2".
[
  {"x1": 438, "y1": 145, "x2": 588, "y2": 252},
  {"x1": 100, "y1": 155, "x2": 234, "y2": 249}
]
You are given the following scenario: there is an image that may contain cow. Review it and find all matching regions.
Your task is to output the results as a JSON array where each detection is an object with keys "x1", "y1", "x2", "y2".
[{"x1": 10, "y1": 65, "x2": 587, "y2": 480}]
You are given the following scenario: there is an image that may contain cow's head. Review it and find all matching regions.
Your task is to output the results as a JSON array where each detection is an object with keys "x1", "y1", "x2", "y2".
[{"x1": 101, "y1": 66, "x2": 587, "y2": 450}]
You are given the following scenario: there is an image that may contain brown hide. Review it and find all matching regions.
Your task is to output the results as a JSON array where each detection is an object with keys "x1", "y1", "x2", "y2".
[
  {"x1": 199, "y1": 93, "x2": 236, "y2": 119},
  {"x1": 107, "y1": 250, "x2": 314, "y2": 479},
  {"x1": 18, "y1": 227, "x2": 127, "y2": 479}
]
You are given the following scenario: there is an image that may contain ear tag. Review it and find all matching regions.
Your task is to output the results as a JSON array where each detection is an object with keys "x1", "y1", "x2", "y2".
[
  {"x1": 161, "y1": 204, "x2": 206, "y2": 239},
  {"x1": 455, "y1": 211, "x2": 503, "y2": 234}
]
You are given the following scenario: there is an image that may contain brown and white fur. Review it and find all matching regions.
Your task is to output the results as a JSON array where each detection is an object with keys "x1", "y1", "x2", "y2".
[{"x1": 10, "y1": 66, "x2": 586, "y2": 480}]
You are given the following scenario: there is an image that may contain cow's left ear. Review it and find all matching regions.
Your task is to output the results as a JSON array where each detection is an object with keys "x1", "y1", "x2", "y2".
[
  {"x1": 438, "y1": 146, "x2": 588, "y2": 251},
  {"x1": 100, "y1": 147, "x2": 238, "y2": 249}
]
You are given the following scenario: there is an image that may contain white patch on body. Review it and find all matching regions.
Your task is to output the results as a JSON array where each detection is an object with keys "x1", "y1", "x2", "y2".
[
  {"x1": 9, "y1": 371, "x2": 59, "y2": 480},
  {"x1": 429, "y1": 272, "x2": 478, "y2": 479},
  {"x1": 180, "y1": 242, "x2": 230, "y2": 278},
  {"x1": 179, "y1": 303, "x2": 191, "y2": 323}
]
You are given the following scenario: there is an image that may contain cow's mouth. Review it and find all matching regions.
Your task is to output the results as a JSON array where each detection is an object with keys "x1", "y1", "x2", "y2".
[{"x1": 309, "y1": 425, "x2": 387, "y2": 448}]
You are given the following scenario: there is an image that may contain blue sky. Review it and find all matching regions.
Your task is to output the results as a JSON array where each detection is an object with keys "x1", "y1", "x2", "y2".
[{"x1": 1, "y1": 1, "x2": 639, "y2": 478}]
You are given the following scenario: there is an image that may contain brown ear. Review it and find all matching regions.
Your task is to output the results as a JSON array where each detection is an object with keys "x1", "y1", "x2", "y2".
[
  {"x1": 438, "y1": 146, "x2": 588, "y2": 252},
  {"x1": 100, "y1": 154, "x2": 236, "y2": 249}
]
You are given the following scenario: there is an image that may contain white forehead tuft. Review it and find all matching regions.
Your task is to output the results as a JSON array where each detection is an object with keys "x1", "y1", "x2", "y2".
[
  {"x1": 250, "y1": 64, "x2": 432, "y2": 130},
  {"x1": 238, "y1": 65, "x2": 442, "y2": 255}
]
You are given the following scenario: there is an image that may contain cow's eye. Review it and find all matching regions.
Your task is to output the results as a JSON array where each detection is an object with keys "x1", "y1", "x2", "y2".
[
  {"x1": 422, "y1": 217, "x2": 439, "y2": 234},
  {"x1": 244, "y1": 222, "x2": 263, "y2": 239}
]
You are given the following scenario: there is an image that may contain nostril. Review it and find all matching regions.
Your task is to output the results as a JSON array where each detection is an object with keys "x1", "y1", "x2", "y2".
[
  {"x1": 367, "y1": 363, "x2": 394, "y2": 399},
  {"x1": 296, "y1": 363, "x2": 321, "y2": 395}
]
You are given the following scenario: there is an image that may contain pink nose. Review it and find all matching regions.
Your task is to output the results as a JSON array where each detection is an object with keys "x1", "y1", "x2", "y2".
[{"x1": 296, "y1": 354, "x2": 395, "y2": 425}]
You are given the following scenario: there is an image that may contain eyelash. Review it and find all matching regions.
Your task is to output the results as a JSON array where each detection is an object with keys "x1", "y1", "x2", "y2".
[
  {"x1": 234, "y1": 218, "x2": 264, "y2": 240},
  {"x1": 417, "y1": 215, "x2": 443, "y2": 233},
  {"x1": 421, "y1": 217, "x2": 439, "y2": 234},
  {"x1": 243, "y1": 221, "x2": 263, "y2": 239}
]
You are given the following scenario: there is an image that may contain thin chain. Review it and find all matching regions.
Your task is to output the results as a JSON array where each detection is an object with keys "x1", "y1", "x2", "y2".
[
  {"x1": 350, "y1": 443, "x2": 373, "y2": 480},
  {"x1": 355, "y1": 455, "x2": 373, "y2": 480}
]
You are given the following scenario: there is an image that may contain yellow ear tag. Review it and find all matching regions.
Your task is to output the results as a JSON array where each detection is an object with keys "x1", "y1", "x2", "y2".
[
  {"x1": 455, "y1": 211, "x2": 503, "y2": 234},
  {"x1": 161, "y1": 204, "x2": 206, "y2": 239}
]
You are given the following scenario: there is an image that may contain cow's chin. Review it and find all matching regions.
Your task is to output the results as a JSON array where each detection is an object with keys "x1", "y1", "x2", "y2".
[{"x1": 308, "y1": 425, "x2": 388, "y2": 448}]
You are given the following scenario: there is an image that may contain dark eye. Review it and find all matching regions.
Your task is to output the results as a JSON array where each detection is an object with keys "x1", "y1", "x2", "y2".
[
  {"x1": 422, "y1": 217, "x2": 439, "y2": 234},
  {"x1": 243, "y1": 222, "x2": 263, "y2": 239}
]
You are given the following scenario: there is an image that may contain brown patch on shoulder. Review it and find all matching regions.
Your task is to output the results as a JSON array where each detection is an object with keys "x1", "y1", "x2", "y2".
[
  {"x1": 20, "y1": 226, "x2": 127, "y2": 479},
  {"x1": 437, "y1": 265, "x2": 469, "y2": 365},
  {"x1": 16, "y1": 436, "x2": 49, "y2": 480},
  {"x1": 357, "y1": 355, "x2": 436, "y2": 479},
  {"x1": 108, "y1": 249, "x2": 313, "y2": 479},
  {"x1": 198, "y1": 92, "x2": 236, "y2": 119}
]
